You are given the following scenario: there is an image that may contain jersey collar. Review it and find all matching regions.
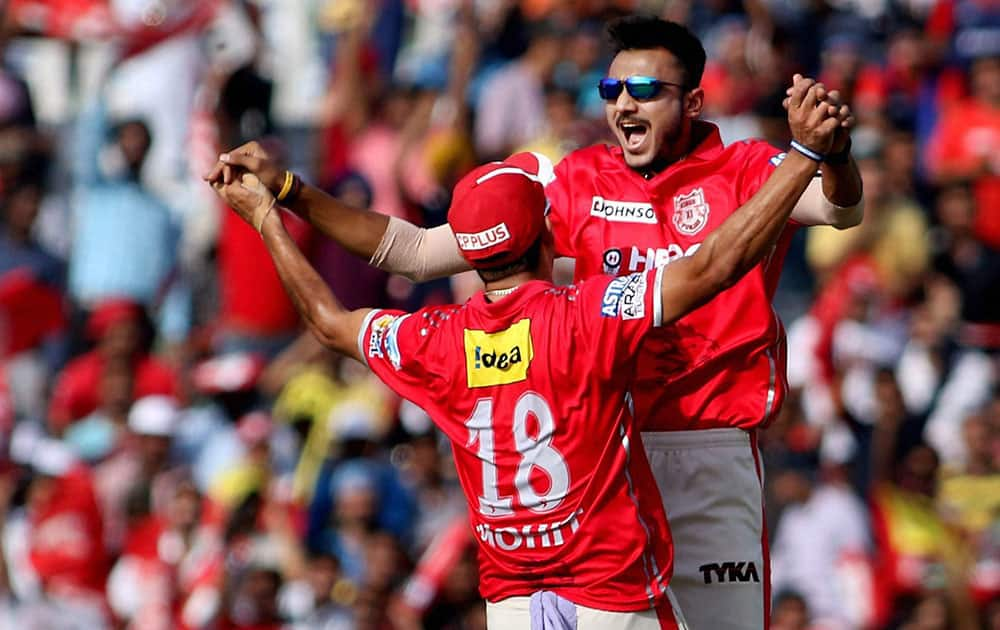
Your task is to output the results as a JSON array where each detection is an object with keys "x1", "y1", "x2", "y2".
[
  {"x1": 469, "y1": 280, "x2": 550, "y2": 319},
  {"x1": 683, "y1": 121, "x2": 726, "y2": 161}
]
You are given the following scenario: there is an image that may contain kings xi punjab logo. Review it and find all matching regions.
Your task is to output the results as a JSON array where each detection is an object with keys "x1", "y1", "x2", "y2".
[{"x1": 672, "y1": 188, "x2": 710, "y2": 235}]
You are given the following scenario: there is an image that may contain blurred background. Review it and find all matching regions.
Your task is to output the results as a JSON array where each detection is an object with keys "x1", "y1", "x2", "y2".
[{"x1": 0, "y1": 0, "x2": 997, "y2": 628}]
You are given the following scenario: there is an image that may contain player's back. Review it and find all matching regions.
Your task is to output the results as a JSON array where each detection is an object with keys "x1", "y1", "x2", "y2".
[{"x1": 359, "y1": 272, "x2": 672, "y2": 611}]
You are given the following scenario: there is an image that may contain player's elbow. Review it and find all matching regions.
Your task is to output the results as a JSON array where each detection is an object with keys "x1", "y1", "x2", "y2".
[
  {"x1": 704, "y1": 261, "x2": 744, "y2": 295},
  {"x1": 398, "y1": 267, "x2": 433, "y2": 284},
  {"x1": 305, "y1": 304, "x2": 353, "y2": 356},
  {"x1": 693, "y1": 241, "x2": 747, "y2": 297}
]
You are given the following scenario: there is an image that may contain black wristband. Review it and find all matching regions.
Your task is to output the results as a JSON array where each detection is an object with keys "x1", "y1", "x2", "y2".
[
  {"x1": 284, "y1": 173, "x2": 303, "y2": 205},
  {"x1": 825, "y1": 137, "x2": 852, "y2": 165}
]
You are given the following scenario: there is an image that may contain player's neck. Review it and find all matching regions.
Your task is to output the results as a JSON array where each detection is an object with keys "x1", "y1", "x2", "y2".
[
  {"x1": 483, "y1": 271, "x2": 545, "y2": 302},
  {"x1": 636, "y1": 124, "x2": 697, "y2": 178}
]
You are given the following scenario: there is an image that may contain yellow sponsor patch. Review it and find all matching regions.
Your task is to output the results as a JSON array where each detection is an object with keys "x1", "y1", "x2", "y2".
[{"x1": 464, "y1": 319, "x2": 534, "y2": 388}]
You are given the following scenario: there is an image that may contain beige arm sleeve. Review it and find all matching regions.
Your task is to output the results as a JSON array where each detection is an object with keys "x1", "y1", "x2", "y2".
[
  {"x1": 791, "y1": 178, "x2": 865, "y2": 229},
  {"x1": 368, "y1": 217, "x2": 471, "y2": 282}
]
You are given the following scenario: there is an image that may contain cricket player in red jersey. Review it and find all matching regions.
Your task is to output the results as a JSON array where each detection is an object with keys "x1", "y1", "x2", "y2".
[{"x1": 208, "y1": 80, "x2": 843, "y2": 628}]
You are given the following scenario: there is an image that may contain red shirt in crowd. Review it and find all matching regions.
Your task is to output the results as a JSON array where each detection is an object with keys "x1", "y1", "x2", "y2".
[
  {"x1": 546, "y1": 121, "x2": 795, "y2": 432},
  {"x1": 217, "y1": 206, "x2": 312, "y2": 337},
  {"x1": 0, "y1": 270, "x2": 65, "y2": 357},
  {"x1": 110, "y1": 510, "x2": 226, "y2": 630},
  {"x1": 29, "y1": 466, "x2": 108, "y2": 597},
  {"x1": 359, "y1": 270, "x2": 672, "y2": 612},
  {"x1": 48, "y1": 350, "x2": 179, "y2": 431},
  {"x1": 926, "y1": 98, "x2": 1000, "y2": 249}
]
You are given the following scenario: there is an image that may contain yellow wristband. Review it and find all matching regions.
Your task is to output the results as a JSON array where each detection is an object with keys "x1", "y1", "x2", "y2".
[
  {"x1": 276, "y1": 170, "x2": 295, "y2": 201},
  {"x1": 253, "y1": 197, "x2": 277, "y2": 234}
]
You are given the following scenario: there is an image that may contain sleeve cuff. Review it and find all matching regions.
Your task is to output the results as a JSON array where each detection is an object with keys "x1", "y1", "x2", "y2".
[
  {"x1": 652, "y1": 266, "x2": 665, "y2": 328},
  {"x1": 356, "y1": 309, "x2": 380, "y2": 367}
]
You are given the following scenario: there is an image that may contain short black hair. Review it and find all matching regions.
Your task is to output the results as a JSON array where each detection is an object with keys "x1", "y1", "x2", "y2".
[
  {"x1": 607, "y1": 16, "x2": 707, "y2": 89},
  {"x1": 476, "y1": 237, "x2": 544, "y2": 284}
]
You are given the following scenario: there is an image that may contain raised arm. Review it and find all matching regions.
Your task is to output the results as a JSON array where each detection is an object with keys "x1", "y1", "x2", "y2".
[
  {"x1": 787, "y1": 78, "x2": 864, "y2": 228},
  {"x1": 205, "y1": 145, "x2": 389, "y2": 259},
  {"x1": 204, "y1": 144, "x2": 470, "y2": 282},
  {"x1": 210, "y1": 174, "x2": 372, "y2": 362},
  {"x1": 73, "y1": 93, "x2": 111, "y2": 187},
  {"x1": 659, "y1": 79, "x2": 841, "y2": 324}
]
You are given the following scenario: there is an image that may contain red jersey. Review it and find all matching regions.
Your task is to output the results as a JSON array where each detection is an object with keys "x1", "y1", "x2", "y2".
[
  {"x1": 360, "y1": 270, "x2": 671, "y2": 610},
  {"x1": 546, "y1": 121, "x2": 797, "y2": 432}
]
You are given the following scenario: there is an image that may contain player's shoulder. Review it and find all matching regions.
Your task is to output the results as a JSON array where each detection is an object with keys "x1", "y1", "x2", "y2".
[
  {"x1": 369, "y1": 303, "x2": 466, "y2": 346},
  {"x1": 407, "y1": 303, "x2": 468, "y2": 337},
  {"x1": 534, "y1": 283, "x2": 584, "y2": 305},
  {"x1": 539, "y1": 273, "x2": 645, "y2": 323},
  {"x1": 725, "y1": 137, "x2": 786, "y2": 167},
  {"x1": 364, "y1": 304, "x2": 468, "y2": 373},
  {"x1": 504, "y1": 282, "x2": 588, "y2": 329}
]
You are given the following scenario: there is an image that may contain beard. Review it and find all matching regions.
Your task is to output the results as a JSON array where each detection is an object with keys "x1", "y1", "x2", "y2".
[{"x1": 628, "y1": 119, "x2": 687, "y2": 173}]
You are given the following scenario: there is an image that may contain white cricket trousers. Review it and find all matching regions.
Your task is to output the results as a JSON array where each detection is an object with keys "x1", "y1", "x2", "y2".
[{"x1": 642, "y1": 428, "x2": 769, "y2": 630}]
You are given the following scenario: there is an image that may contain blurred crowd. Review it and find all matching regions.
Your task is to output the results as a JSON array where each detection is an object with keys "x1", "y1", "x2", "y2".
[{"x1": 0, "y1": 0, "x2": 997, "y2": 629}]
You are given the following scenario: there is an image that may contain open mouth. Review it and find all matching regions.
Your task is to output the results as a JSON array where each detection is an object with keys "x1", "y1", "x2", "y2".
[{"x1": 619, "y1": 120, "x2": 649, "y2": 152}]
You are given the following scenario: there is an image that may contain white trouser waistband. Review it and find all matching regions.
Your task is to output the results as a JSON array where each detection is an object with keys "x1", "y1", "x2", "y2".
[{"x1": 641, "y1": 427, "x2": 751, "y2": 450}]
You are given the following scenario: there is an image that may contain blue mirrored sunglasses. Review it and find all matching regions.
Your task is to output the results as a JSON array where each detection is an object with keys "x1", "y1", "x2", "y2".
[{"x1": 598, "y1": 76, "x2": 685, "y2": 101}]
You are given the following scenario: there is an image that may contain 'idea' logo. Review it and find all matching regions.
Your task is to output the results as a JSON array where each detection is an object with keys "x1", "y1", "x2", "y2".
[{"x1": 463, "y1": 319, "x2": 534, "y2": 388}]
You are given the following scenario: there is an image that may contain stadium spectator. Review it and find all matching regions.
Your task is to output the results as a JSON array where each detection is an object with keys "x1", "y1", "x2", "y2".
[
  {"x1": 0, "y1": 177, "x2": 66, "y2": 417},
  {"x1": 278, "y1": 551, "x2": 352, "y2": 629},
  {"x1": 806, "y1": 151, "x2": 929, "y2": 299},
  {"x1": 93, "y1": 396, "x2": 187, "y2": 552},
  {"x1": 770, "y1": 449, "x2": 873, "y2": 627},
  {"x1": 48, "y1": 300, "x2": 179, "y2": 432},
  {"x1": 0, "y1": 178, "x2": 62, "y2": 286},
  {"x1": 770, "y1": 591, "x2": 811, "y2": 630},
  {"x1": 68, "y1": 94, "x2": 188, "y2": 343},
  {"x1": 473, "y1": 20, "x2": 566, "y2": 160},
  {"x1": 926, "y1": 54, "x2": 1000, "y2": 249},
  {"x1": 23, "y1": 440, "x2": 109, "y2": 628}
]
